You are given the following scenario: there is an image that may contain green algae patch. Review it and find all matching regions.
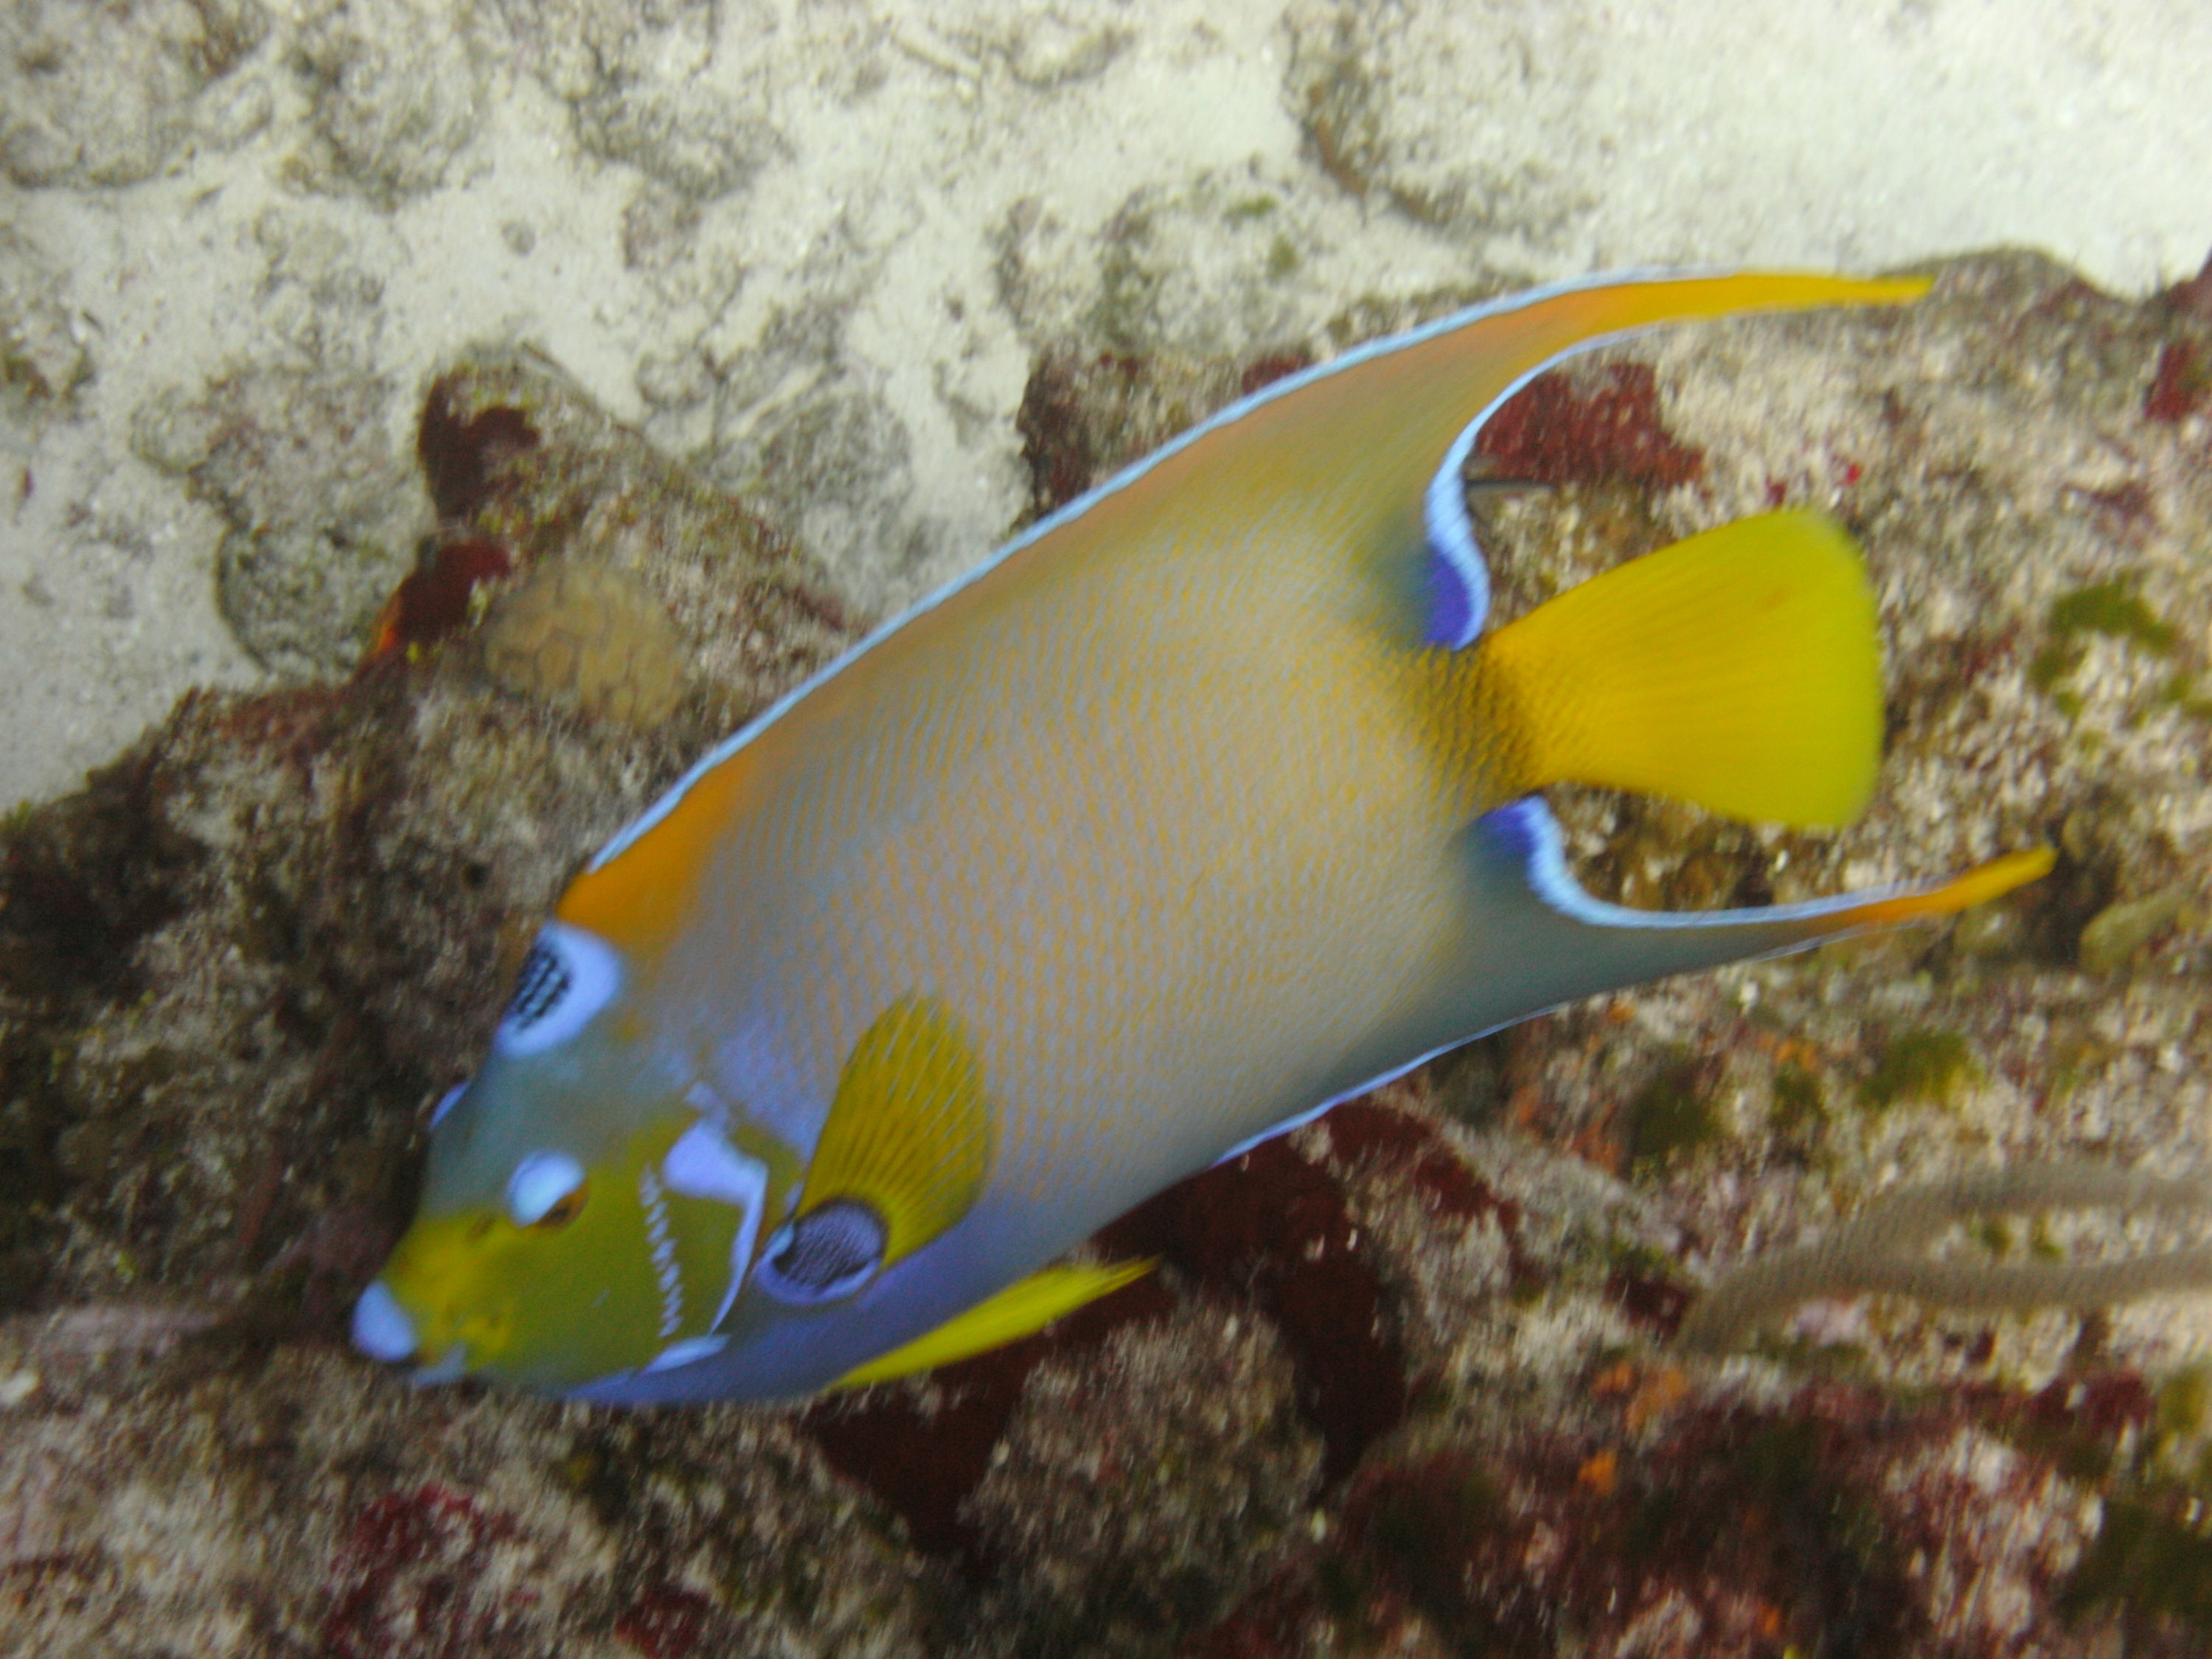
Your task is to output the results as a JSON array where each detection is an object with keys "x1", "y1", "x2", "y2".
[
  {"x1": 2157, "y1": 1368, "x2": 2212, "y2": 1444},
  {"x1": 1767, "y1": 1059, "x2": 1837, "y2": 1167},
  {"x1": 1627, "y1": 1051, "x2": 1724, "y2": 1172},
  {"x1": 2053, "y1": 1370, "x2": 2212, "y2": 1638},
  {"x1": 2049, "y1": 582, "x2": 2178, "y2": 653},
  {"x1": 1770, "y1": 1061, "x2": 1828, "y2": 1136},
  {"x1": 2062, "y1": 1492, "x2": 2212, "y2": 1636},
  {"x1": 1857, "y1": 1029, "x2": 1976, "y2": 1112},
  {"x1": 2030, "y1": 578, "x2": 2182, "y2": 716},
  {"x1": 2152, "y1": 670, "x2": 2212, "y2": 721},
  {"x1": 2078, "y1": 886, "x2": 2191, "y2": 973}
]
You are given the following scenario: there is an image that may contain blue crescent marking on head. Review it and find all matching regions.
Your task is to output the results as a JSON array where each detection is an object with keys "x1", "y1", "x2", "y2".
[{"x1": 660, "y1": 1120, "x2": 770, "y2": 1331}]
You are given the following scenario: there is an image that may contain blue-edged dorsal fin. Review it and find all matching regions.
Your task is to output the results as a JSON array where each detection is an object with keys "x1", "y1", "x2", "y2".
[
  {"x1": 1166, "y1": 271, "x2": 1930, "y2": 650},
  {"x1": 1433, "y1": 800, "x2": 2051, "y2": 1038},
  {"x1": 567, "y1": 273, "x2": 1932, "y2": 897}
]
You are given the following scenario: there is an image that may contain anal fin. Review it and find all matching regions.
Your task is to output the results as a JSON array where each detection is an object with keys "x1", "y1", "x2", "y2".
[
  {"x1": 830, "y1": 1259, "x2": 1155, "y2": 1388},
  {"x1": 1430, "y1": 800, "x2": 2051, "y2": 1043}
]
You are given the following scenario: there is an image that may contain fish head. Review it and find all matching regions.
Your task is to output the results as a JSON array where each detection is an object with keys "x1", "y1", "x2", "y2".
[
  {"x1": 352, "y1": 922, "x2": 790, "y2": 1394},
  {"x1": 354, "y1": 908, "x2": 1068, "y2": 1401}
]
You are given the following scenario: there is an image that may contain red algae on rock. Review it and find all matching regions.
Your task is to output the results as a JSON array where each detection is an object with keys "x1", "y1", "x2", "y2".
[
  {"x1": 1189, "y1": 1377, "x2": 2110, "y2": 1659},
  {"x1": 364, "y1": 538, "x2": 516, "y2": 662},
  {"x1": 417, "y1": 389, "x2": 542, "y2": 522},
  {"x1": 613, "y1": 1583, "x2": 717, "y2": 1659},
  {"x1": 1472, "y1": 360, "x2": 1705, "y2": 490},
  {"x1": 801, "y1": 1267, "x2": 1170, "y2": 1570},
  {"x1": 1102, "y1": 1138, "x2": 1411, "y2": 1486},
  {"x1": 2143, "y1": 341, "x2": 2208, "y2": 424},
  {"x1": 319, "y1": 1484, "x2": 536, "y2": 1659}
]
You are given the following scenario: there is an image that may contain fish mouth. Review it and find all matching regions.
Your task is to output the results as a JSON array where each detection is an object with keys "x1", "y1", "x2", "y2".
[
  {"x1": 351, "y1": 1279, "x2": 419, "y2": 1363},
  {"x1": 352, "y1": 1279, "x2": 475, "y2": 1385},
  {"x1": 409, "y1": 1343, "x2": 471, "y2": 1386}
]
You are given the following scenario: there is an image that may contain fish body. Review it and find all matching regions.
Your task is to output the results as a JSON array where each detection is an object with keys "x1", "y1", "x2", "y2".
[{"x1": 352, "y1": 270, "x2": 2049, "y2": 1402}]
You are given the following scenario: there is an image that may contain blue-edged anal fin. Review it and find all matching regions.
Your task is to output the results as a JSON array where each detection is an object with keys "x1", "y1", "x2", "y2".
[{"x1": 1433, "y1": 800, "x2": 2054, "y2": 1039}]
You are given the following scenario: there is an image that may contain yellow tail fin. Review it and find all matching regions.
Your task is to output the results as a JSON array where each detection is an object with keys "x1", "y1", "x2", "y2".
[
  {"x1": 830, "y1": 1259, "x2": 1155, "y2": 1389},
  {"x1": 1474, "y1": 510, "x2": 1882, "y2": 827}
]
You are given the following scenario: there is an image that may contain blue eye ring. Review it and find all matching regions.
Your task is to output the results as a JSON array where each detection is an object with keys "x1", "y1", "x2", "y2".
[{"x1": 507, "y1": 1150, "x2": 588, "y2": 1228}]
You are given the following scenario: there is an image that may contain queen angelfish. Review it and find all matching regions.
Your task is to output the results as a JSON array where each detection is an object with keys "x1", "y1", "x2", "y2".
[{"x1": 350, "y1": 269, "x2": 2051, "y2": 1402}]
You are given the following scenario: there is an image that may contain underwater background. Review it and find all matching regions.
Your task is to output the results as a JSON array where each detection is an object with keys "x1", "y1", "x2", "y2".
[{"x1": 3, "y1": 1, "x2": 2212, "y2": 1653}]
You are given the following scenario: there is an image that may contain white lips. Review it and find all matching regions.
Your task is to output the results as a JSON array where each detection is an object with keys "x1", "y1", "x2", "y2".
[{"x1": 351, "y1": 1279, "x2": 419, "y2": 1363}]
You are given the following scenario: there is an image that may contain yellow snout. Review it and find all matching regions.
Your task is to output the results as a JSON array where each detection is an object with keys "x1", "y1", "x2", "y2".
[{"x1": 358, "y1": 1211, "x2": 520, "y2": 1375}]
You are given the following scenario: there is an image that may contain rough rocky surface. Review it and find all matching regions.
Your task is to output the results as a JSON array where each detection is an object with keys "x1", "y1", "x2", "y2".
[
  {"x1": 0, "y1": 0, "x2": 272, "y2": 189},
  {"x1": 9, "y1": 0, "x2": 2208, "y2": 812},
  {"x1": 4, "y1": 250, "x2": 2212, "y2": 1655}
]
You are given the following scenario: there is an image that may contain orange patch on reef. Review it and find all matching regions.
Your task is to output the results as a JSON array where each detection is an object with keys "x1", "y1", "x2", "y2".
[
  {"x1": 1576, "y1": 1450, "x2": 1619, "y2": 1495},
  {"x1": 1625, "y1": 1366, "x2": 1691, "y2": 1433}
]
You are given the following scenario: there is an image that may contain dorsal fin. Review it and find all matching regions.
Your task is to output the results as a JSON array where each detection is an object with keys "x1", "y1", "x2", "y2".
[
  {"x1": 1157, "y1": 270, "x2": 1930, "y2": 650},
  {"x1": 555, "y1": 271, "x2": 1932, "y2": 947}
]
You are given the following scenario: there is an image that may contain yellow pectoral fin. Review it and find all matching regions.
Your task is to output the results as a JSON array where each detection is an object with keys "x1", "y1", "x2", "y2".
[
  {"x1": 1473, "y1": 510, "x2": 1883, "y2": 828},
  {"x1": 802, "y1": 995, "x2": 997, "y2": 1268},
  {"x1": 831, "y1": 1259, "x2": 1158, "y2": 1389}
]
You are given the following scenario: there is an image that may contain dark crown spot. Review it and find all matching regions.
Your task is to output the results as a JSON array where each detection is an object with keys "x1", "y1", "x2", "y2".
[{"x1": 504, "y1": 942, "x2": 570, "y2": 1032}]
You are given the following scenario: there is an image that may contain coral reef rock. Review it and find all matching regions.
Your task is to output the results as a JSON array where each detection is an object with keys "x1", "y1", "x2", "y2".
[
  {"x1": 0, "y1": 0, "x2": 271, "y2": 189},
  {"x1": 4, "y1": 251, "x2": 2211, "y2": 1656}
]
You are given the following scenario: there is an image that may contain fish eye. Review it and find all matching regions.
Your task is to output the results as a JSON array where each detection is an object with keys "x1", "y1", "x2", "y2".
[
  {"x1": 751, "y1": 1200, "x2": 886, "y2": 1305},
  {"x1": 507, "y1": 1150, "x2": 588, "y2": 1228}
]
